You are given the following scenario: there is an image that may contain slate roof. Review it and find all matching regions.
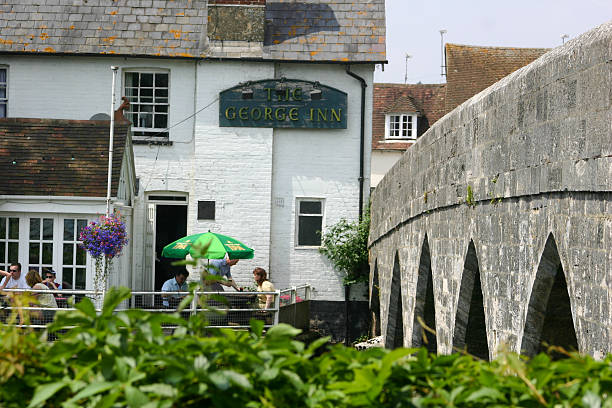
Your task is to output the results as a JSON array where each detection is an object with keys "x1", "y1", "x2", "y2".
[
  {"x1": 445, "y1": 43, "x2": 548, "y2": 112},
  {"x1": 372, "y1": 83, "x2": 446, "y2": 151},
  {"x1": 0, "y1": 0, "x2": 386, "y2": 62},
  {"x1": 0, "y1": 118, "x2": 130, "y2": 197}
]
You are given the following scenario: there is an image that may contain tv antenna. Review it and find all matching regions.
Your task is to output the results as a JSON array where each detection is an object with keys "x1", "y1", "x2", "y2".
[
  {"x1": 561, "y1": 34, "x2": 569, "y2": 44},
  {"x1": 440, "y1": 29, "x2": 447, "y2": 81},
  {"x1": 404, "y1": 53, "x2": 412, "y2": 84}
]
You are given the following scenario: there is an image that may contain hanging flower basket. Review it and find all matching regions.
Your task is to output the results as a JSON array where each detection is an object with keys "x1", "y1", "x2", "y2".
[{"x1": 79, "y1": 212, "x2": 129, "y2": 290}]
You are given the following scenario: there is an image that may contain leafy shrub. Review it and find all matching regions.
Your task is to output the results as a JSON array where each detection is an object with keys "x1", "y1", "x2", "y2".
[
  {"x1": 0, "y1": 288, "x2": 611, "y2": 407},
  {"x1": 319, "y1": 208, "x2": 370, "y2": 285}
]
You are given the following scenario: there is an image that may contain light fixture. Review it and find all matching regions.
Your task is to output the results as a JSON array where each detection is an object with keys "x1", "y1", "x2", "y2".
[
  {"x1": 310, "y1": 81, "x2": 322, "y2": 100},
  {"x1": 275, "y1": 77, "x2": 287, "y2": 97},
  {"x1": 241, "y1": 81, "x2": 253, "y2": 99}
]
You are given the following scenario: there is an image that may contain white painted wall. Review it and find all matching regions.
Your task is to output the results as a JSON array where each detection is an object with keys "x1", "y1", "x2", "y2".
[{"x1": 371, "y1": 150, "x2": 404, "y2": 187}]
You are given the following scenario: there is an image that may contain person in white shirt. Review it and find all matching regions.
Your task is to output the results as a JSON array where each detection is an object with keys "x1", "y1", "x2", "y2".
[{"x1": 0, "y1": 263, "x2": 29, "y2": 290}]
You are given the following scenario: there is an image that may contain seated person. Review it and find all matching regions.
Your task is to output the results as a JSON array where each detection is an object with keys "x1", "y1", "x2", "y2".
[
  {"x1": 25, "y1": 269, "x2": 58, "y2": 323},
  {"x1": 204, "y1": 254, "x2": 240, "y2": 291},
  {"x1": 253, "y1": 267, "x2": 275, "y2": 309},
  {"x1": 161, "y1": 269, "x2": 189, "y2": 308},
  {"x1": 42, "y1": 268, "x2": 61, "y2": 290},
  {"x1": 0, "y1": 263, "x2": 29, "y2": 289}
]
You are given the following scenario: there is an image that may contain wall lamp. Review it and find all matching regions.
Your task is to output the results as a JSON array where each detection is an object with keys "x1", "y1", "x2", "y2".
[
  {"x1": 241, "y1": 82, "x2": 253, "y2": 99},
  {"x1": 310, "y1": 81, "x2": 322, "y2": 100}
]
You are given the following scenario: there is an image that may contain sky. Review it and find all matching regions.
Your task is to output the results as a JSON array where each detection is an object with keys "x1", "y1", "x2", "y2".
[{"x1": 374, "y1": 1, "x2": 612, "y2": 84}]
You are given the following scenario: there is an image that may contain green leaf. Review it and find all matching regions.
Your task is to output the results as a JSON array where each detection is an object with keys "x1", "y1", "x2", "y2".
[
  {"x1": 265, "y1": 323, "x2": 301, "y2": 339},
  {"x1": 465, "y1": 387, "x2": 505, "y2": 403},
  {"x1": 75, "y1": 296, "x2": 97, "y2": 318},
  {"x1": 125, "y1": 385, "x2": 150, "y2": 408},
  {"x1": 28, "y1": 381, "x2": 68, "y2": 407},
  {"x1": 582, "y1": 391, "x2": 602, "y2": 408},
  {"x1": 67, "y1": 381, "x2": 118, "y2": 403},
  {"x1": 139, "y1": 384, "x2": 177, "y2": 398},
  {"x1": 102, "y1": 287, "x2": 132, "y2": 317}
]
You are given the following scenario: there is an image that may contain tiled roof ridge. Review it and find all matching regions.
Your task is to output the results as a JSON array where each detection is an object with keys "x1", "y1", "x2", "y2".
[
  {"x1": 0, "y1": 117, "x2": 130, "y2": 126},
  {"x1": 374, "y1": 83, "x2": 445, "y2": 87},
  {"x1": 446, "y1": 43, "x2": 550, "y2": 52}
]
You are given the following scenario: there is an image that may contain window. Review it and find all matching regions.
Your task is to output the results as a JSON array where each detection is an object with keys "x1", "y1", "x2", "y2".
[
  {"x1": 385, "y1": 113, "x2": 417, "y2": 140},
  {"x1": 0, "y1": 217, "x2": 19, "y2": 271},
  {"x1": 0, "y1": 67, "x2": 7, "y2": 118},
  {"x1": 28, "y1": 218, "x2": 54, "y2": 273},
  {"x1": 124, "y1": 71, "x2": 169, "y2": 139},
  {"x1": 62, "y1": 219, "x2": 88, "y2": 290},
  {"x1": 296, "y1": 199, "x2": 324, "y2": 247}
]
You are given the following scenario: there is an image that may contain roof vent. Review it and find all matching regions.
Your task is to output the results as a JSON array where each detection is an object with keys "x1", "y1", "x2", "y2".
[{"x1": 89, "y1": 113, "x2": 111, "y2": 120}]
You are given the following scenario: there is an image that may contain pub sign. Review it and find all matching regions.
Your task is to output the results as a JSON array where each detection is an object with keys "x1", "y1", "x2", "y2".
[{"x1": 219, "y1": 79, "x2": 347, "y2": 129}]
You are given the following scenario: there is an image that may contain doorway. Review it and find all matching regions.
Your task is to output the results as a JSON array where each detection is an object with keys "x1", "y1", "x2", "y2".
[{"x1": 154, "y1": 205, "x2": 187, "y2": 291}]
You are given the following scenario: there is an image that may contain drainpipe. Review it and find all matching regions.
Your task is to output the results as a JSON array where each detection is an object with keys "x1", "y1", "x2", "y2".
[
  {"x1": 345, "y1": 65, "x2": 367, "y2": 222},
  {"x1": 344, "y1": 66, "x2": 367, "y2": 346}
]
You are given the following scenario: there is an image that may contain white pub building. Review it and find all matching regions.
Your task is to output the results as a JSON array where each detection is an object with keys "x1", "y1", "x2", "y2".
[{"x1": 0, "y1": 0, "x2": 386, "y2": 337}]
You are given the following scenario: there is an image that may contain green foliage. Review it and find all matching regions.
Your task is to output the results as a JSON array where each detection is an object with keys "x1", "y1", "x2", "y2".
[
  {"x1": 1, "y1": 288, "x2": 612, "y2": 407},
  {"x1": 466, "y1": 185, "x2": 476, "y2": 207},
  {"x1": 319, "y1": 208, "x2": 370, "y2": 285}
]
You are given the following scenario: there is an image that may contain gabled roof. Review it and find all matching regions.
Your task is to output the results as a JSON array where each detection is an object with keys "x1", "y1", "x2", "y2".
[
  {"x1": 372, "y1": 83, "x2": 446, "y2": 151},
  {"x1": 0, "y1": 0, "x2": 386, "y2": 63},
  {"x1": 445, "y1": 43, "x2": 548, "y2": 112},
  {"x1": 0, "y1": 118, "x2": 131, "y2": 197}
]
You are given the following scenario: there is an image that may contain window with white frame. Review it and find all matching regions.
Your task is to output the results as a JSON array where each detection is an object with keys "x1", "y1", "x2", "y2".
[
  {"x1": 296, "y1": 199, "x2": 324, "y2": 247},
  {"x1": 0, "y1": 67, "x2": 7, "y2": 118},
  {"x1": 385, "y1": 113, "x2": 418, "y2": 140},
  {"x1": 124, "y1": 70, "x2": 169, "y2": 139},
  {"x1": 28, "y1": 217, "x2": 54, "y2": 273},
  {"x1": 62, "y1": 218, "x2": 88, "y2": 290},
  {"x1": 0, "y1": 217, "x2": 19, "y2": 271}
]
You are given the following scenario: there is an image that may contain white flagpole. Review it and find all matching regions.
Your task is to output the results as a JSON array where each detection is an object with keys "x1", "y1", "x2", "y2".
[{"x1": 106, "y1": 66, "x2": 119, "y2": 216}]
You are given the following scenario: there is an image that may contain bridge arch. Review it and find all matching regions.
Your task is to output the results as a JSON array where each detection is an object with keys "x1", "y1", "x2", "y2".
[
  {"x1": 453, "y1": 240, "x2": 489, "y2": 360},
  {"x1": 385, "y1": 252, "x2": 404, "y2": 348},
  {"x1": 521, "y1": 233, "x2": 578, "y2": 357},
  {"x1": 412, "y1": 234, "x2": 437, "y2": 353}
]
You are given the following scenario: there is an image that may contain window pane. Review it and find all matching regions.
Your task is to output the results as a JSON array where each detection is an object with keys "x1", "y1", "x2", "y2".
[
  {"x1": 64, "y1": 219, "x2": 75, "y2": 241},
  {"x1": 29, "y1": 243, "x2": 40, "y2": 264},
  {"x1": 30, "y1": 218, "x2": 40, "y2": 239},
  {"x1": 138, "y1": 113, "x2": 152, "y2": 128},
  {"x1": 0, "y1": 88, "x2": 5, "y2": 99},
  {"x1": 63, "y1": 243, "x2": 73, "y2": 265},
  {"x1": 155, "y1": 73, "x2": 168, "y2": 87},
  {"x1": 141, "y1": 73, "x2": 153, "y2": 87},
  {"x1": 0, "y1": 218, "x2": 5, "y2": 239},
  {"x1": 8, "y1": 218, "x2": 19, "y2": 240},
  {"x1": 43, "y1": 219, "x2": 53, "y2": 240},
  {"x1": 63, "y1": 267, "x2": 73, "y2": 288},
  {"x1": 0, "y1": 104, "x2": 6, "y2": 118},
  {"x1": 8, "y1": 242, "x2": 18, "y2": 262},
  {"x1": 0, "y1": 69, "x2": 6, "y2": 82},
  {"x1": 155, "y1": 104, "x2": 168, "y2": 113},
  {"x1": 77, "y1": 220, "x2": 87, "y2": 239},
  {"x1": 125, "y1": 72, "x2": 139, "y2": 87},
  {"x1": 154, "y1": 114, "x2": 167, "y2": 129},
  {"x1": 75, "y1": 268, "x2": 86, "y2": 289},
  {"x1": 298, "y1": 216, "x2": 322, "y2": 246},
  {"x1": 76, "y1": 247, "x2": 86, "y2": 265},
  {"x1": 0, "y1": 242, "x2": 4, "y2": 261},
  {"x1": 300, "y1": 201, "x2": 321, "y2": 215},
  {"x1": 43, "y1": 243, "x2": 53, "y2": 264},
  {"x1": 155, "y1": 88, "x2": 168, "y2": 98}
]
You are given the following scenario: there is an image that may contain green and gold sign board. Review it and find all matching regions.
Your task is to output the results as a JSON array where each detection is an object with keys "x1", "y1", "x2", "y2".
[{"x1": 219, "y1": 79, "x2": 347, "y2": 129}]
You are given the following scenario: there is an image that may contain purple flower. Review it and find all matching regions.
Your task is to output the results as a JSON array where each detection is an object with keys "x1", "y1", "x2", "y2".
[{"x1": 79, "y1": 213, "x2": 129, "y2": 260}]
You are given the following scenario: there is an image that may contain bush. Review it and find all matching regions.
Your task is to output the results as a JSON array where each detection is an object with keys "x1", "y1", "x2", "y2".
[
  {"x1": 319, "y1": 208, "x2": 370, "y2": 285},
  {"x1": 0, "y1": 288, "x2": 611, "y2": 407}
]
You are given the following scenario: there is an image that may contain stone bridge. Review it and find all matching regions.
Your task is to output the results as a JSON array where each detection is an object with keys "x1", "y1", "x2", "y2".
[{"x1": 368, "y1": 22, "x2": 611, "y2": 359}]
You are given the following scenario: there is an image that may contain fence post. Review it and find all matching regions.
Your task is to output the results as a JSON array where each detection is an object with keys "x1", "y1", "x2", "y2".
[
  {"x1": 191, "y1": 291, "x2": 198, "y2": 317},
  {"x1": 273, "y1": 290, "x2": 280, "y2": 325}
]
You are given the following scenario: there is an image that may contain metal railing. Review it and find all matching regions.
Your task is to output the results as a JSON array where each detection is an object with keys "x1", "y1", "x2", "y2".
[{"x1": 0, "y1": 285, "x2": 312, "y2": 331}]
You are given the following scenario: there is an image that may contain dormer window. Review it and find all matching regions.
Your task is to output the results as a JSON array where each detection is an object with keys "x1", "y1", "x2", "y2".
[{"x1": 385, "y1": 113, "x2": 417, "y2": 140}]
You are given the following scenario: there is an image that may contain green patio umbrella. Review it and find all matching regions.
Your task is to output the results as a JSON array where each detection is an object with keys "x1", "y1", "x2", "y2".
[{"x1": 161, "y1": 232, "x2": 254, "y2": 260}]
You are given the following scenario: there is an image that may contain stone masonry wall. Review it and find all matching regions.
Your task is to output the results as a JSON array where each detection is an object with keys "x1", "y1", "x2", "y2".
[{"x1": 369, "y1": 22, "x2": 612, "y2": 358}]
